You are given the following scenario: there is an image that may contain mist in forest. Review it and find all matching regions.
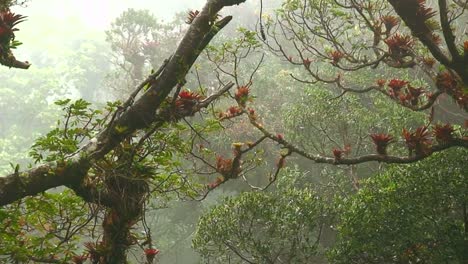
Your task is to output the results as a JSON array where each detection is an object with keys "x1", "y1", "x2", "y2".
[
  {"x1": 1, "y1": 1, "x2": 282, "y2": 263},
  {"x1": 1, "y1": 0, "x2": 467, "y2": 263}
]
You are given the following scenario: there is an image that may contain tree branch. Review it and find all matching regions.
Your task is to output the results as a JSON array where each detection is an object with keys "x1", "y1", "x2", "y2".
[
  {"x1": 438, "y1": 0, "x2": 461, "y2": 62},
  {"x1": 0, "y1": 0, "x2": 245, "y2": 206}
]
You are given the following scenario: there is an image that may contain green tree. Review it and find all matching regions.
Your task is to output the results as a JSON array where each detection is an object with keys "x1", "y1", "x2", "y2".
[
  {"x1": 1, "y1": 0, "x2": 467, "y2": 263},
  {"x1": 330, "y1": 148, "x2": 468, "y2": 263},
  {"x1": 1, "y1": 1, "x2": 248, "y2": 263},
  {"x1": 193, "y1": 173, "x2": 327, "y2": 263}
]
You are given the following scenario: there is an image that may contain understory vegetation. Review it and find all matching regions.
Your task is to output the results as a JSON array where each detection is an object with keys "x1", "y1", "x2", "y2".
[{"x1": 0, "y1": 0, "x2": 467, "y2": 263}]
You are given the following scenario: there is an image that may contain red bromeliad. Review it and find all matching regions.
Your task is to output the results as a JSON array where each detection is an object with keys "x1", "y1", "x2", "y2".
[
  {"x1": 406, "y1": 85, "x2": 424, "y2": 106},
  {"x1": 228, "y1": 106, "x2": 242, "y2": 116},
  {"x1": 370, "y1": 133, "x2": 393, "y2": 155},
  {"x1": 436, "y1": 71, "x2": 458, "y2": 92},
  {"x1": 387, "y1": 0, "x2": 437, "y2": 36},
  {"x1": 436, "y1": 71, "x2": 467, "y2": 110},
  {"x1": 380, "y1": 15, "x2": 399, "y2": 33},
  {"x1": 328, "y1": 50, "x2": 344, "y2": 65},
  {"x1": 402, "y1": 126, "x2": 432, "y2": 156},
  {"x1": 178, "y1": 90, "x2": 202, "y2": 101},
  {"x1": 388, "y1": 79, "x2": 408, "y2": 97},
  {"x1": 235, "y1": 85, "x2": 250, "y2": 106},
  {"x1": 384, "y1": 34, "x2": 413, "y2": 58},
  {"x1": 332, "y1": 148, "x2": 343, "y2": 160},
  {"x1": 0, "y1": 9, "x2": 26, "y2": 43},
  {"x1": 433, "y1": 124, "x2": 454, "y2": 143},
  {"x1": 175, "y1": 90, "x2": 203, "y2": 113}
]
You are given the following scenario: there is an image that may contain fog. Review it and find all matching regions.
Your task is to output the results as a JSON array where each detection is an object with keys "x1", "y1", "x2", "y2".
[
  {"x1": 11, "y1": 0, "x2": 205, "y2": 58},
  {"x1": 2, "y1": 1, "x2": 281, "y2": 263},
  {"x1": 1, "y1": 0, "x2": 466, "y2": 263}
]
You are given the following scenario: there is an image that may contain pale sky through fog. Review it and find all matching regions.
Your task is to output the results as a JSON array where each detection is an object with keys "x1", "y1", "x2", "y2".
[
  {"x1": 10, "y1": 0, "x2": 206, "y2": 58},
  {"x1": 15, "y1": 0, "x2": 205, "y2": 30},
  {"x1": 9, "y1": 0, "x2": 277, "y2": 60}
]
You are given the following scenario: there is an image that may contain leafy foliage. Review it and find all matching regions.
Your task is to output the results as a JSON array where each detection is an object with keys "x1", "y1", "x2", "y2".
[
  {"x1": 0, "y1": 190, "x2": 92, "y2": 263},
  {"x1": 29, "y1": 99, "x2": 103, "y2": 163},
  {"x1": 193, "y1": 174, "x2": 328, "y2": 263},
  {"x1": 330, "y1": 148, "x2": 468, "y2": 263}
]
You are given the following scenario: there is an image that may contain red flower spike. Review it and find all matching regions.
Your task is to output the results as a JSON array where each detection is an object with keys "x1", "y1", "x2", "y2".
[
  {"x1": 276, "y1": 134, "x2": 284, "y2": 141},
  {"x1": 328, "y1": 50, "x2": 344, "y2": 64},
  {"x1": 377, "y1": 79, "x2": 386, "y2": 87},
  {"x1": 175, "y1": 90, "x2": 203, "y2": 113},
  {"x1": 402, "y1": 126, "x2": 432, "y2": 156},
  {"x1": 332, "y1": 148, "x2": 343, "y2": 160},
  {"x1": 433, "y1": 124, "x2": 454, "y2": 143},
  {"x1": 145, "y1": 248, "x2": 160, "y2": 263},
  {"x1": 370, "y1": 133, "x2": 393, "y2": 155},
  {"x1": 384, "y1": 34, "x2": 413, "y2": 57},
  {"x1": 303, "y1": 58, "x2": 312, "y2": 68},
  {"x1": 179, "y1": 90, "x2": 202, "y2": 100}
]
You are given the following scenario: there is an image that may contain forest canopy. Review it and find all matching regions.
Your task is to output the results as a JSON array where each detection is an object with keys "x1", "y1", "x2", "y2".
[{"x1": 0, "y1": 0, "x2": 467, "y2": 263}]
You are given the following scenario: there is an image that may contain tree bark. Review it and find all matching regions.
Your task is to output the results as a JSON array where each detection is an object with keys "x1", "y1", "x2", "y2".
[{"x1": 0, "y1": 0, "x2": 246, "y2": 206}]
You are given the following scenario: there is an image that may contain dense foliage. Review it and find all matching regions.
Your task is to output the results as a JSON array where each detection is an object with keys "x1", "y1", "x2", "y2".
[
  {"x1": 0, "y1": 0, "x2": 467, "y2": 263},
  {"x1": 194, "y1": 173, "x2": 327, "y2": 263},
  {"x1": 331, "y1": 148, "x2": 468, "y2": 263}
]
